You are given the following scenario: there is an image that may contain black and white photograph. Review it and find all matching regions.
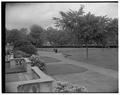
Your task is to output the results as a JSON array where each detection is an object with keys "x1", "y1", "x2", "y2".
[{"x1": 2, "y1": 1, "x2": 118, "y2": 93}]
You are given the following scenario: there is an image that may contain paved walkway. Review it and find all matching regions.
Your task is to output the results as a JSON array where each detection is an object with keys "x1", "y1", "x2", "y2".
[{"x1": 38, "y1": 51, "x2": 118, "y2": 92}]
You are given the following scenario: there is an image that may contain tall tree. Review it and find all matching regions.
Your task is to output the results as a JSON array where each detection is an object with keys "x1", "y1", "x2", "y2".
[
  {"x1": 46, "y1": 27, "x2": 60, "y2": 46},
  {"x1": 53, "y1": 6, "x2": 109, "y2": 59},
  {"x1": 46, "y1": 27, "x2": 71, "y2": 46},
  {"x1": 105, "y1": 18, "x2": 118, "y2": 46},
  {"x1": 29, "y1": 25, "x2": 45, "y2": 47},
  {"x1": 6, "y1": 29, "x2": 26, "y2": 46}
]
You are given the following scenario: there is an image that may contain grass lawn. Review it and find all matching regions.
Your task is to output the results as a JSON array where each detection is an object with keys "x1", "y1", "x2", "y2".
[
  {"x1": 39, "y1": 56, "x2": 61, "y2": 63},
  {"x1": 38, "y1": 48, "x2": 118, "y2": 71},
  {"x1": 47, "y1": 64, "x2": 88, "y2": 75}
]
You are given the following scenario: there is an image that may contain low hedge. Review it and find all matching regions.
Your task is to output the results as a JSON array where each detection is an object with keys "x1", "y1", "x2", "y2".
[
  {"x1": 15, "y1": 44, "x2": 37, "y2": 55},
  {"x1": 14, "y1": 50, "x2": 31, "y2": 58}
]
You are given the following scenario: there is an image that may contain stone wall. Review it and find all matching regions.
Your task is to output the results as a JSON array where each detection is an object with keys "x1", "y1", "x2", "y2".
[{"x1": 18, "y1": 82, "x2": 53, "y2": 92}]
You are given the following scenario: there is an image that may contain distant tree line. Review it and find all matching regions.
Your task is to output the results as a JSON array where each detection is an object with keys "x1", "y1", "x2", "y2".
[{"x1": 5, "y1": 6, "x2": 118, "y2": 58}]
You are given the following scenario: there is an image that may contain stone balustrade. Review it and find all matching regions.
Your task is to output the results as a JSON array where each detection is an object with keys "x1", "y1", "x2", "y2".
[{"x1": 5, "y1": 58, "x2": 54, "y2": 92}]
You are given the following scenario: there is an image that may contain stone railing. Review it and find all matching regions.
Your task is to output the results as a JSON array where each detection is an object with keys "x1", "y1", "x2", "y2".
[{"x1": 6, "y1": 66, "x2": 54, "y2": 92}]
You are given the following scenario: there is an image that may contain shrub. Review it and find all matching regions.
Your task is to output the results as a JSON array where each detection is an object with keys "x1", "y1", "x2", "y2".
[
  {"x1": 14, "y1": 40, "x2": 31, "y2": 48},
  {"x1": 14, "y1": 39, "x2": 37, "y2": 55},
  {"x1": 6, "y1": 49, "x2": 11, "y2": 55},
  {"x1": 29, "y1": 55, "x2": 47, "y2": 73},
  {"x1": 15, "y1": 44, "x2": 37, "y2": 55},
  {"x1": 14, "y1": 50, "x2": 31, "y2": 58},
  {"x1": 54, "y1": 81, "x2": 87, "y2": 92}
]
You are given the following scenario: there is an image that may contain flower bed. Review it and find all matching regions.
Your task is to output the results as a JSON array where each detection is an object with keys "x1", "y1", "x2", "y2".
[{"x1": 53, "y1": 81, "x2": 87, "y2": 92}]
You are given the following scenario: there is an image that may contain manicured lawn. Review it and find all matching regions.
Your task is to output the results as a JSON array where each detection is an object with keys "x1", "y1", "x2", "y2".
[
  {"x1": 39, "y1": 56, "x2": 61, "y2": 63},
  {"x1": 47, "y1": 64, "x2": 88, "y2": 75},
  {"x1": 61, "y1": 48, "x2": 118, "y2": 71},
  {"x1": 38, "y1": 48, "x2": 118, "y2": 71}
]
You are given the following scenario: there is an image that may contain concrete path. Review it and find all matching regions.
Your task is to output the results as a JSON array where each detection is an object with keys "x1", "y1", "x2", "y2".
[{"x1": 38, "y1": 51, "x2": 118, "y2": 92}]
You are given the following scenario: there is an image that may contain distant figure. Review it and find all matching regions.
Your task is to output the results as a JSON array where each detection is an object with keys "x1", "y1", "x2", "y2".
[{"x1": 53, "y1": 48, "x2": 58, "y2": 53}]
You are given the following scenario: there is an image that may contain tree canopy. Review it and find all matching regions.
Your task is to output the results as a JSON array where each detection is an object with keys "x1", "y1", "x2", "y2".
[
  {"x1": 28, "y1": 24, "x2": 45, "y2": 47},
  {"x1": 53, "y1": 6, "x2": 117, "y2": 58},
  {"x1": 5, "y1": 6, "x2": 118, "y2": 58}
]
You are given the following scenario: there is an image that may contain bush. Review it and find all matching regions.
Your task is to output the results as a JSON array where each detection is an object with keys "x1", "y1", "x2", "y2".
[
  {"x1": 14, "y1": 39, "x2": 37, "y2": 55},
  {"x1": 6, "y1": 49, "x2": 11, "y2": 55},
  {"x1": 14, "y1": 40, "x2": 31, "y2": 48},
  {"x1": 29, "y1": 55, "x2": 47, "y2": 73},
  {"x1": 54, "y1": 81, "x2": 87, "y2": 92},
  {"x1": 15, "y1": 44, "x2": 37, "y2": 55},
  {"x1": 14, "y1": 50, "x2": 31, "y2": 58}
]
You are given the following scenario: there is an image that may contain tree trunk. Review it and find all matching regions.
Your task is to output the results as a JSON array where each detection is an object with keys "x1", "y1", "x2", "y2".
[
  {"x1": 102, "y1": 44, "x2": 105, "y2": 51},
  {"x1": 102, "y1": 45, "x2": 104, "y2": 51},
  {"x1": 86, "y1": 43, "x2": 88, "y2": 59}
]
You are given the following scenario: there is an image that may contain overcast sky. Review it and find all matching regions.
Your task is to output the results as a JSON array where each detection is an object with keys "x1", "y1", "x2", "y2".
[{"x1": 6, "y1": 3, "x2": 118, "y2": 30}]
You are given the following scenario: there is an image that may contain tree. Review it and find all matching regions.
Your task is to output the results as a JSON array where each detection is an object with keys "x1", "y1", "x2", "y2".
[
  {"x1": 105, "y1": 18, "x2": 118, "y2": 47},
  {"x1": 20, "y1": 28, "x2": 29, "y2": 35},
  {"x1": 6, "y1": 29, "x2": 27, "y2": 46},
  {"x1": 46, "y1": 27, "x2": 59, "y2": 46},
  {"x1": 56, "y1": 30, "x2": 71, "y2": 46},
  {"x1": 46, "y1": 27, "x2": 71, "y2": 46},
  {"x1": 6, "y1": 28, "x2": 37, "y2": 55},
  {"x1": 53, "y1": 6, "x2": 109, "y2": 59},
  {"x1": 28, "y1": 25, "x2": 45, "y2": 47},
  {"x1": 84, "y1": 14, "x2": 109, "y2": 51}
]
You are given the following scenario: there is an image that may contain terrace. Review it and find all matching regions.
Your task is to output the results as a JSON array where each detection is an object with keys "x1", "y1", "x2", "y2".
[{"x1": 5, "y1": 57, "x2": 54, "y2": 92}]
